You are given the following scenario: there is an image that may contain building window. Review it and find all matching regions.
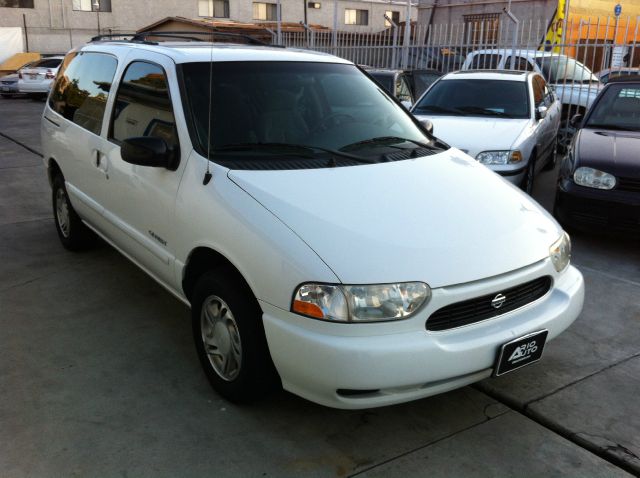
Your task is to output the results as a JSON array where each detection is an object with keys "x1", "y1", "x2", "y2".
[
  {"x1": 384, "y1": 10, "x2": 400, "y2": 27},
  {"x1": 308, "y1": 2, "x2": 320, "y2": 9},
  {"x1": 72, "y1": 0, "x2": 112, "y2": 12},
  {"x1": 464, "y1": 13, "x2": 500, "y2": 45},
  {"x1": 0, "y1": 0, "x2": 34, "y2": 7},
  {"x1": 198, "y1": 0, "x2": 229, "y2": 18},
  {"x1": 253, "y1": 2, "x2": 277, "y2": 21},
  {"x1": 345, "y1": 9, "x2": 368, "y2": 26}
]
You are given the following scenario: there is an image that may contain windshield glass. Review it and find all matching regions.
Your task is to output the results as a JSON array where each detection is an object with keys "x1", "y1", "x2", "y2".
[
  {"x1": 181, "y1": 62, "x2": 437, "y2": 168},
  {"x1": 536, "y1": 56, "x2": 599, "y2": 84},
  {"x1": 585, "y1": 84, "x2": 640, "y2": 131},
  {"x1": 412, "y1": 79, "x2": 529, "y2": 118}
]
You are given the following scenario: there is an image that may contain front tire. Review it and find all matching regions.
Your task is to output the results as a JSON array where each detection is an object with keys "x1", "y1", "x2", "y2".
[
  {"x1": 520, "y1": 155, "x2": 536, "y2": 194},
  {"x1": 52, "y1": 174, "x2": 94, "y2": 251},
  {"x1": 192, "y1": 269, "x2": 279, "y2": 403}
]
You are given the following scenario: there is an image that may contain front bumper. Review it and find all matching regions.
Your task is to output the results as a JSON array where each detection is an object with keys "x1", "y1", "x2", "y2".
[
  {"x1": 261, "y1": 260, "x2": 584, "y2": 409},
  {"x1": 555, "y1": 179, "x2": 640, "y2": 235}
]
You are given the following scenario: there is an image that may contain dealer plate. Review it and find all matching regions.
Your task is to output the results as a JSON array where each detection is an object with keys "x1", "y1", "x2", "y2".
[{"x1": 494, "y1": 330, "x2": 548, "y2": 377}]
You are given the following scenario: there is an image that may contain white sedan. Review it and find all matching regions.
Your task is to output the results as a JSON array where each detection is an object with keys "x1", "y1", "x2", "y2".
[
  {"x1": 18, "y1": 56, "x2": 64, "y2": 95},
  {"x1": 411, "y1": 70, "x2": 561, "y2": 193}
]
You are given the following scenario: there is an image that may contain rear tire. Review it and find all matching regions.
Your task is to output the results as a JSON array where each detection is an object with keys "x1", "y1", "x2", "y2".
[
  {"x1": 192, "y1": 269, "x2": 279, "y2": 403},
  {"x1": 52, "y1": 174, "x2": 94, "y2": 251}
]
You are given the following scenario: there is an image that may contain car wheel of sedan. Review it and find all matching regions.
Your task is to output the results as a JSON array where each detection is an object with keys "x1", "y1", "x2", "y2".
[
  {"x1": 52, "y1": 174, "x2": 94, "y2": 251},
  {"x1": 520, "y1": 155, "x2": 535, "y2": 194},
  {"x1": 192, "y1": 269, "x2": 279, "y2": 403}
]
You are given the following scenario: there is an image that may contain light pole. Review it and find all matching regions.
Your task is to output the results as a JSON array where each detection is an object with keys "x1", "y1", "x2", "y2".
[{"x1": 93, "y1": 0, "x2": 101, "y2": 35}]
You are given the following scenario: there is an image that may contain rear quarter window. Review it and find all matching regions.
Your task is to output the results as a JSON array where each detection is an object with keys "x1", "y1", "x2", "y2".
[{"x1": 49, "y1": 52, "x2": 118, "y2": 136}]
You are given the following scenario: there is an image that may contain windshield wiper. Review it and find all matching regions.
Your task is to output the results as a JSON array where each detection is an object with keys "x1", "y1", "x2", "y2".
[
  {"x1": 341, "y1": 136, "x2": 432, "y2": 150},
  {"x1": 414, "y1": 105, "x2": 465, "y2": 115},
  {"x1": 457, "y1": 106, "x2": 515, "y2": 118},
  {"x1": 587, "y1": 124, "x2": 639, "y2": 132},
  {"x1": 215, "y1": 142, "x2": 377, "y2": 165}
]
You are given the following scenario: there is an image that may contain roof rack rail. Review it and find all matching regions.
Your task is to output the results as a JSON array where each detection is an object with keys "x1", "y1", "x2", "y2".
[{"x1": 91, "y1": 30, "x2": 276, "y2": 47}]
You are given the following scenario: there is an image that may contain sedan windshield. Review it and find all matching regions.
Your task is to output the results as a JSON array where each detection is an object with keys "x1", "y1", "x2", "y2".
[
  {"x1": 180, "y1": 61, "x2": 438, "y2": 168},
  {"x1": 412, "y1": 79, "x2": 529, "y2": 119},
  {"x1": 585, "y1": 84, "x2": 640, "y2": 131}
]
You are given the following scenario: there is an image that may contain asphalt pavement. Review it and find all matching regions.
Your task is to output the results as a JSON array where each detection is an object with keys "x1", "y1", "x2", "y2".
[{"x1": 0, "y1": 96, "x2": 638, "y2": 477}]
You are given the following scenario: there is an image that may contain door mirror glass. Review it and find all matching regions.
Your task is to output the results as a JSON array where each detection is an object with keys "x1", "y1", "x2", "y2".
[{"x1": 121, "y1": 136, "x2": 178, "y2": 169}]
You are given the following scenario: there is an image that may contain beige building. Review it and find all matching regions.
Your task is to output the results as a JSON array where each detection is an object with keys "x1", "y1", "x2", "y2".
[{"x1": 0, "y1": 0, "x2": 417, "y2": 54}]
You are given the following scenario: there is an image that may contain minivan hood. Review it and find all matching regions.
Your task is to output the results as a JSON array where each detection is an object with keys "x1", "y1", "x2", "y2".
[
  {"x1": 228, "y1": 150, "x2": 561, "y2": 288},
  {"x1": 411, "y1": 116, "x2": 529, "y2": 158}
]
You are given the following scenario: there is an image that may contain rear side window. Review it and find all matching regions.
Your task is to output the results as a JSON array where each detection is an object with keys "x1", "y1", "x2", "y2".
[
  {"x1": 470, "y1": 54, "x2": 501, "y2": 69},
  {"x1": 49, "y1": 52, "x2": 118, "y2": 135},
  {"x1": 110, "y1": 61, "x2": 178, "y2": 150}
]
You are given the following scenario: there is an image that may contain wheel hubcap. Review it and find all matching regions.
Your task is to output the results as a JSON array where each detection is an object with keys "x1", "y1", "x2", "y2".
[
  {"x1": 200, "y1": 295, "x2": 242, "y2": 381},
  {"x1": 55, "y1": 188, "x2": 70, "y2": 238}
]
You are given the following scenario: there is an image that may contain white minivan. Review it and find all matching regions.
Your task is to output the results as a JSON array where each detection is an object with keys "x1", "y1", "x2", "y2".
[{"x1": 42, "y1": 36, "x2": 584, "y2": 409}]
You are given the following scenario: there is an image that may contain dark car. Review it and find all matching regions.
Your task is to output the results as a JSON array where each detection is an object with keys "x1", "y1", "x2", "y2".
[
  {"x1": 406, "y1": 46, "x2": 464, "y2": 72},
  {"x1": 554, "y1": 81, "x2": 640, "y2": 235},
  {"x1": 364, "y1": 68, "x2": 414, "y2": 106},
  {"x1": 403, "y1": 69, "x2": 443, "y2": 100}
]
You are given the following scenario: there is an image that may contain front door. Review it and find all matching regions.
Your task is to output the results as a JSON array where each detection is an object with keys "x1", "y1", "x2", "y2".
[{"x1": 97, "y1": 54, "x2": 191, "y2": 287}]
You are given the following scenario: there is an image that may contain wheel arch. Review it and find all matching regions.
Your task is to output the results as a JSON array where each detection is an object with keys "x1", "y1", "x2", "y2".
[
  {"x1": 182, "y1": 246, "x2": 258, "y2": 306},
  {"x1": 47, "y1": 157, "x2": 63, "y2": 186}
]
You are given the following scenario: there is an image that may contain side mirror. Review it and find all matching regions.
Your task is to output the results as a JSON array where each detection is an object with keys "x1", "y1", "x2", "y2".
[
  {"x1": 401, "y1": 100, "x2": 413, "y2": 109},
  {"x1": 420, "y1": 118, "x2": 434, "y2": 135},
  {"x1": 570, "y1": 114, "x2": 584, "y2": 128},
  {"x1": 121, "y1": 136, "x2": 179, "y2": 170},
  {"x1": 536, "y1": 105, "x2": 548, "y2": 120}
]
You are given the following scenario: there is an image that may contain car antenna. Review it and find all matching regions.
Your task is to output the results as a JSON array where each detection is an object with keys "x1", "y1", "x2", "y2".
[{"x1": 203, "y1": 29, "x2": 214, "y2": 186}]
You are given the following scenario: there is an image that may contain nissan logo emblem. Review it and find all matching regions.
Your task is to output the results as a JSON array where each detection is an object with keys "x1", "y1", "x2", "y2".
[{"x1": 491, "y1": 293, "x2": 507, "y2": 309}]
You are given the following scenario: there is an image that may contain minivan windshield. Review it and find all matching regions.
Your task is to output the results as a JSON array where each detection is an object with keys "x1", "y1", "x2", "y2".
[
  {"x1": 412, "y1": 79, "x2": 529, "y2": 119},
  {"x1": 536, "y1": 56, "x2": 599, "y2": 84},
  {"x1": 180, "y1": 62, "x2": 437, "y2": 168}
]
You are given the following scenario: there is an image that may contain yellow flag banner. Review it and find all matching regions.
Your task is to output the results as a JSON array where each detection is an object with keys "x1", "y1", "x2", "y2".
[{"x1": 539, "y1": 0, "x2": 566, "y2": 52}]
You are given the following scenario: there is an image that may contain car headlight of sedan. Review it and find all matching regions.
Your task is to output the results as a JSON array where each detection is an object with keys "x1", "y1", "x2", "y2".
[
  {"x1": 476, "y1": 150, "x2": 523, "y2": 165},
  {"x1": 573, "y1": 167, "x2": 616, "y2": 190},
  {"x1": 549, "y1": 232, "x2": 571, "y2": 273},
  {"x1": 292, "y1": 282, "x2": 431, "y2": 322}
]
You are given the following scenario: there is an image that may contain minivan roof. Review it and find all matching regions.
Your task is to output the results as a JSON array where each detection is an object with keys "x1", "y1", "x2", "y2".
[{"x1": 80, "y1": 41, "x2": 352, "y2": 65}]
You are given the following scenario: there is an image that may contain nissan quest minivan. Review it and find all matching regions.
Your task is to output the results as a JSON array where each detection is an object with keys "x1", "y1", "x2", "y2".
[{"x1": 41, "y1": 35, "x2": 584, "y2": 409}]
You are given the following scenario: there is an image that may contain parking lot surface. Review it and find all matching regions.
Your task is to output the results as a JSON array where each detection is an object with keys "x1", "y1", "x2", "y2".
[{"x1": 0, "y1": 96, "x2": 638, "y2": 477}]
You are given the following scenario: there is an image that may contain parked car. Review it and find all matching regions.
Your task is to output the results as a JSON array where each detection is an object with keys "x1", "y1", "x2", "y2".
[
  {"x1": 364, "y1": 68, "x2": 414, "y2": 106},
  {"x1": 403, "y1": 69, "x2": 443, "y2": 99},
  {"x1": 461, "y1": 50, "x2": 603, "y2": 149},
  {"x1": 1, "y1": 73, "x2": 21, "y2": 98},
  {"x1": 42, "y1": 36, "x2": 583, "y2": 409},
  {"x1": 364, "y1": 68, "x2": 443, "y2": 107},
  {"x1": 406, "y1": 46, "x2": 465, "y2": 72},
  {"x1": 411, "y1": 70, "x2": 561, "y2": 193},
  {"x1": 596, "y1": 67, "x2": 640, "y2": 84},
  {"x1": 554, "y1": 81, "x2": 640, "y2": 235},
  {"x1": 0, "y1": 61, "x2": 36, "y2": 98},
  {"x1": 18, "y1": 56, "x2": 64, "y2": 95}
]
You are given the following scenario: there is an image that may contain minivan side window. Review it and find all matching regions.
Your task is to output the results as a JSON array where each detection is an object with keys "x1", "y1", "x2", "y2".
[
  {"x1": 49, "y1": 52, "x2": 118, "y2": 135},
  {"x1": 110, "y1": 61, "x2": 178, "y2": 151}
]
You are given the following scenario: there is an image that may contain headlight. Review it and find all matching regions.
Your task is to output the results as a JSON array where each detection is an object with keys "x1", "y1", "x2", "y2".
[
  {"x1": 292, "y1": 282, "x2": 431, "y2": 322},
  {"x1": 549, "y1": 232, "x2": 571, "y2": 273},
  {"x1": 573, "y1": 167, "x2": 616, "y2": 190},
  {"x1": 476, "y1": 150, "x2": 522, "y2": 165}
]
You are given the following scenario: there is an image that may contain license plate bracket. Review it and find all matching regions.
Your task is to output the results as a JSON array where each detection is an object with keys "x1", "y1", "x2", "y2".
[{"x1": 494, "y1": 330, "x2": 548, "y2": 377}]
